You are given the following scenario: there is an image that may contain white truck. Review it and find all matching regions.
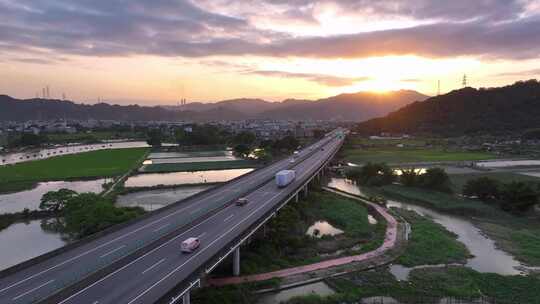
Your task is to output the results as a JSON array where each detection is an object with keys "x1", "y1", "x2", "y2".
[{"x1": 275, "y1": 170, "x2": 295, "y2": 188}]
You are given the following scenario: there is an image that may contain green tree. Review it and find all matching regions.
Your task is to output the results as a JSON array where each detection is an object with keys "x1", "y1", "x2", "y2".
[
  {"x1": 233, "y1": 144, "x2": 251, "y2": 158},
  {"x1": 419, "y1": 167, "x2": 452, "y2": 192},
  {"x1": 39, "y1": 188, "x2": 78, "y2": 212},
  {"x1": 399, "y1": 168, "x2": 420, "y2": 187},
  {"x1": 146, "y1": 129, "x2": 162, "y2": 147},
  {"x1": 232, "y1": 131, "x2": 256, "y2": 146},
  {"x1": 463, "y1": 177, "x2": 500, "y2": 201},
  {"x1": 349, "y1": 163, "x2": 395, "y2": 187},
  {"x1": 499, "y1": 182, "x2": 539, "y2": 213},
  {"x1": 64, "y1": 192, "x2": 144, "y2": 237}
]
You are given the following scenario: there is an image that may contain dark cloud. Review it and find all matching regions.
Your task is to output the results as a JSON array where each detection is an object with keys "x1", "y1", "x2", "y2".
[
  {"x1": 247, "y1": 70, "x2": 370, "y2": 86},
  {"x1": 0, "y1": 0, "x2": 539, "y2": 61}
]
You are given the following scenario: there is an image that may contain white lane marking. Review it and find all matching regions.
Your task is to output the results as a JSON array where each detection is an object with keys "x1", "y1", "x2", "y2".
[
  {"x1": 125, "y1": 189, "x2": 286, "y2": 304},
  {"x1": 153, "y1": 223, "x2": 170, "y2": 232},
  {"x1": 223, "y1": 214, "x2": 234, "y2": 222},
  {"x1": 12, "y1": 280, "x2": 54, "y2": 301},
  {"x1": 189, "y1": 207, "x2": 202, "y2": 215},
  {"x1": 198, "y1": 232, "x2": 207, "y2": 239},
  {"x1": 99, "y1": 245, "x2": 126, "y2": 258},
  {"x1": 141, "y1": 259, "x2": 166, "y2": 275},
  {"x1": 57, "y1": 207, "x2": 233, "y2": 304}
]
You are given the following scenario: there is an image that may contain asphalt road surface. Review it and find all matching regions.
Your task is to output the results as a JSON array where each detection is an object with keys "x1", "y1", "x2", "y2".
[{"x1": 0, "y1": 130, "x2": 344, "y2": 304}]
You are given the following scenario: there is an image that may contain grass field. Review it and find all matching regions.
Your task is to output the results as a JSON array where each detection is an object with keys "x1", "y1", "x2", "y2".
[
  {"x1": 0, "y1": 148, "x2": 148, "y2": 192},
  {"x1": 395, "y1": 209, "x2": 471, "y2": 266},
  {"x1": 140, "y1": 160, "x2": 259, "y2": 173},
  {"x1": 344, "y1": 148, "x2": 496, "y2": 164}
]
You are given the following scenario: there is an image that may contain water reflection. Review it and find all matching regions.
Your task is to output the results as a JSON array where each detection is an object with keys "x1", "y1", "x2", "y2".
[
  {"x1": 257, "y1": 282, "x2": 335, "y2": 304},
  {"x1": 329, "y1": 178, "x2": 522, "y2": 275},
  {"x1": 306, "y1": 221, "x2": 344, "y2": 238},
  {"x1": 124, "y1": 169, "x2": 254, "y2": 187},
  {"x1": 116, "y1": 185, "x2": 212, "y2": 211},
  {"x1": 0, "y1": 179, "x2": 105, "y2": 213},
  {"x1": 0, "y1": 220, "x2": 67, "y2": 271}
]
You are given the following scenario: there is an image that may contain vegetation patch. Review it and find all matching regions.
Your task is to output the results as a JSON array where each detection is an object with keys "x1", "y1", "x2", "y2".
[
  {"x1": 0, "y1": 148, "x2": 148, "y2": 189},
  {"x1": 395, "y1": 209, "x2": 471, "y2": 266},
  {"x1": 225, "y1": 190, "x2": 384, "y2": 275},
  {"x1": 140, "y1": 160, "x2": 259, "y2": 173},
  {"x1": 380, "y1": 184, "x2": 497, "y2": 217},
  {"x1": 284, "y1": 267, "x2": 540, "y2": 304}
]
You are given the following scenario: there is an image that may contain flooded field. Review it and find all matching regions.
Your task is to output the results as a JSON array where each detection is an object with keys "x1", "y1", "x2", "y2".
[
  {"x1": 124, "y1": 168, "x2": 254, "y2": 187},
  {"x1": 0, "y1": 141, "x2": 152, "y2": 166},
  {"x1": 0, "y1": 179, "x2": 106, "y2": 213},
  {"x1": 116, "y1": 185, "x2": 212, "y2": 211}
]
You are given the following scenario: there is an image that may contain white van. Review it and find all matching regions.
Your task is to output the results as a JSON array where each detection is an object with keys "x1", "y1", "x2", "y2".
[{"x1": 181, "y1": 237, "x2": 200, "y2": 253}]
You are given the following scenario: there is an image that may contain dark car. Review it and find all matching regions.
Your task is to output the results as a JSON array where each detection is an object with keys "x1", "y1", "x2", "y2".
[{"x1": 235, "y1": 197, "x2": 249, "y2": 206}]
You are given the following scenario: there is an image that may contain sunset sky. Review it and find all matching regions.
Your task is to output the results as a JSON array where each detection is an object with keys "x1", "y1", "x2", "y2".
[{"x1": 1, "y1": 0, "x2": 540, "y2": 105}]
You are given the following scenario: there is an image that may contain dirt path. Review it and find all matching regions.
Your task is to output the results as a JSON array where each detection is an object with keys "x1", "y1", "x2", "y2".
[{"x1": 208, "y1": 187, "x2": 401, "y2": 286}]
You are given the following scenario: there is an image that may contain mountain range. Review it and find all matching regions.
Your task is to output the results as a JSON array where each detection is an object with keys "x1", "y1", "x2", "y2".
[
  {"x1": 0, "y1": 90, "x2": 428, "y2": 122},
  {"x1": 356, "y1": 80, "x2": 540, "y2": 135}
]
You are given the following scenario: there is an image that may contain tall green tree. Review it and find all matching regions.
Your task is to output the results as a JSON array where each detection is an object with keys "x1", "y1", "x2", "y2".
[
  {"x1": 419, "y1": 167, "x2": 452, "y2": 193},
  {"x1": 39, "y1": 188, "x2": 78, "y2": 212},
  {"x1": 499, "y1": 182, "x2": 539, "y2": 213},
  {"x1": 146, "y1": 129, "x2": 162, "y2": 147},
  {"x1": 463, "y1": 177, "x2": 500, "y2": 201}
]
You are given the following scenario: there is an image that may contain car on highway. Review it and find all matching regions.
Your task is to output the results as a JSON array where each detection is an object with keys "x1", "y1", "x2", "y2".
[
  {"x1": 235, "y1": 197, "x2": 249, "y2": 206},
  {"x1": 293, "y1": 150, "x2": 299, "y2": 155},
  {"x1": 181, "y1": 237, "x2": 200, "y2": 253},
  {"x1": 290, "y1": 158, "x2": 296, "y2": 163}
]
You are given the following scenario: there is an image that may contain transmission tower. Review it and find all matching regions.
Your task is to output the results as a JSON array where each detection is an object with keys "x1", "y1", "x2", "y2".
[
  {"x1": 462, "y1": 74, "x2": 467, "y2": 87},
  {"x1": 437, "y1": 80, "x2": 441, "y2": 95}
]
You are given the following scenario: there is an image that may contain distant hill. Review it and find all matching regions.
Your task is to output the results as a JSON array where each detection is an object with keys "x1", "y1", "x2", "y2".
[
  {"x1": 257, "y1": 90, "x2": 428, "y2": 121},
  {"x1": 356, "y1": 80, "x2": 540, "y2": 135},
  {"x1": 0, "y1": 89, "x2": 428, "y2": 122}
]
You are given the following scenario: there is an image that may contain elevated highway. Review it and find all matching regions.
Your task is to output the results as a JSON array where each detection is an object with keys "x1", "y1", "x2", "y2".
[{"x1": 0, "y1": 129, "x2": 345, "y2": 304}]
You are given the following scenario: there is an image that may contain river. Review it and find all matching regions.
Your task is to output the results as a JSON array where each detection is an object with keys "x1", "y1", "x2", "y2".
[{"x1": 327, "y1": 177, "x2": 523, "y2": 277}]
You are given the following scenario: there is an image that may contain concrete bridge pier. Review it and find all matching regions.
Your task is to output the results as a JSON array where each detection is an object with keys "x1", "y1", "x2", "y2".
[
  {"x1": 295, "y1": 193, "x2": 299, "y2": 203},
  {"x1": 233, "y1": 247, "x2": 241, "y2": 276},
  {"x1": 303, "y1": 185, "x2": 308, "y2": 197},
  {"x1": 182, "y1": 290, "x2": 191, "y2": 304}
]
